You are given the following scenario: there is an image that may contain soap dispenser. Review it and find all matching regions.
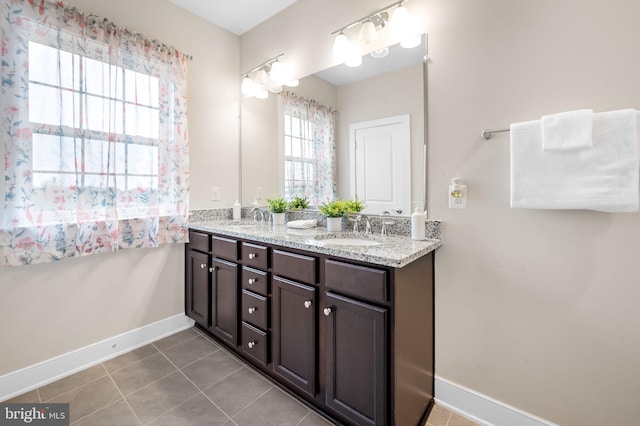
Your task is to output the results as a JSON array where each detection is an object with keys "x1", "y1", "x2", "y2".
[
  {"x1": 232, "y1": 200, "x2": 241, "y2": 220},
  {"x1": 411, "y1": 203, "x2": 426, "y2": 241}
]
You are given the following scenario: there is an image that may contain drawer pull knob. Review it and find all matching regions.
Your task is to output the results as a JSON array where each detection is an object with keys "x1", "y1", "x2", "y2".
[
  {"x1": 248, "y1": 278, "x2": 257, "y2": 285},
  {"x1": 247, "y1": 341, "x2": 256, "y2": 349},
  {"x1": 248, "y1": 307, "x2": 257, "y2": 314},
  {"x1": 209, "y1": 267, "x2": 214, "y2": 272},
  {"x1": 248, "y1": 253, "x2": 257, "y2": 259},
  {"x1": 304, "y1": 300, "x2": 312, "y2": 309},
  {"x1": 200, "y1": 263, "x2": 206, "y2": 269},
  {"x1": 323, "y1": 307, "x2": 332, "y2": 316}
]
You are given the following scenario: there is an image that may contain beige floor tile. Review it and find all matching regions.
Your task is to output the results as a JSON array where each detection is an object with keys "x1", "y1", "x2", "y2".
[
  {"x1": 232, "y1": 387, "x2": 309, "y2": 426},
  {"x1": 449, "y1": 412, "x2": 482, "y2": 426},
  {"x1": 110, "y1": 353, "x2": 177, "y2": 396},
  {"x1": 72, "y1": 398, "x2": 140, "y2": 426},
  {"x1": 161, "y1": 335, "x2": 219, "y2": 369},
  {"x1": 149, "y1": 393, "x2": 229, "y2": 426},
  {"x1": 153, "y1": 328, "x2": 199, "y2": 351},
  {"x1": 126, "y1": 372, "x2": 199, "y2": 424},
  {"x1": 103, "y1": 344, "x2": 158, "y2": 373},
  {"x1": 181, "y1": 350, "x2": 243, "y2": 390},
  {"x1": 427, "y1": 403, "x2": 452, "y2": 426},
  {"x1": 48, "y1": 376, "x2": 121, "y2": 423},
  {"x1": 40, "y1": 364, "x2": 108, "y2": 402},
  {"x1": 203, "y1": 367, "x2": 273, "y2": 417}
]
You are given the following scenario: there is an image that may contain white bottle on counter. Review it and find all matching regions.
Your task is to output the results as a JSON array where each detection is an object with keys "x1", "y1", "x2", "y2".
[
  {"x1": 411, "y1": 207, "x2": 426, "y2": 240},
  {"x1": 233, "y1": 200, "x2": 241, "y2": 220}
]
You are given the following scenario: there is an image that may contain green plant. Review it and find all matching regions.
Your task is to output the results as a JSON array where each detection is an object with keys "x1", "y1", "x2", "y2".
[
  {"x1": 288, "y1": 196, "x2": 310, "y2": 210},
  {"x1": 345, "y1": 198, "x2": 366, "y2": 214},
  {"x1": 266, "y1": 197, "x2": 288, "y2": 213},
  {"x1": 318, "y1": 199, "x2": 348, "y2": 218}
]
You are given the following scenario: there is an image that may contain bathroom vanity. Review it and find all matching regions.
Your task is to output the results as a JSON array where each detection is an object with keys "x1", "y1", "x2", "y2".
[{"x1": 185, "y1": 219, "x2": 440, "y2": 426}]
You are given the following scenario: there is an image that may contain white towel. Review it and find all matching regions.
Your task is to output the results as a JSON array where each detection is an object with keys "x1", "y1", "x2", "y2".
[
  {"x1": 510, "y1": 109, "x2": 639, "y2": 212},
  {"x1": 542, "y1": 109, "x2": 593, "y2": 151},
  {"x1": 286, "y1": 219, "x2": 317, "y2": 229}
]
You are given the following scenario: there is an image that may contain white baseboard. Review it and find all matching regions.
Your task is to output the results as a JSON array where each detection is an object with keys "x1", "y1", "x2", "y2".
[
  {"x1": 0, "y1": 314, "x2": 195, "y2": 401},
  {"x1": 435, "y1": 376, "x2": 557, "y2": 426}
]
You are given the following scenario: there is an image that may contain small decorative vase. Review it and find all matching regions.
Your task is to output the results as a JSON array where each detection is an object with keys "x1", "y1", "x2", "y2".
[
  {"x1": 326, "y1": 217, "x2": 342, "y2": 232},
  {"x1": 272, "y1": 212, "x2": 286, "y2": 226}
]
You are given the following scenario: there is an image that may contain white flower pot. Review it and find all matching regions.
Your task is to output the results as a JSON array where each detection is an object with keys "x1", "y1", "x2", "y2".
[
  {"x1": 326, "y1": 217, "x2": 342, "y2": 232},
  {"x1": 272, "y1": 212, "x2": 286, "y2": 226}
]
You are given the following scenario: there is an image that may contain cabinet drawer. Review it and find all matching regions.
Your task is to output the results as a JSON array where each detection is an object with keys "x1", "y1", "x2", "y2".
[
  {"x1": 242, "y1": 322, "x2": 269, "y2": 366},
  {"x1": 325, "y1": 259, "x2": 388, "y2": 303},
  {"x1": 188, "y1": 230, "x2": 210, "y2": 253},
  {"x1": 212, "y1": 236, "x2": 238, "y2": 261},
  {"x1": 272, "y1": 249, "x2": 317, "y2": 285},
  {"x1": 242, "y1": 290, "x2": 268, "y2": 330},
  {"x1": 242, "y1": 242, "x2": 269, "y2": 270},
  {"x1": 242, "y1": 267, "x2": 268, "y2": 296}
]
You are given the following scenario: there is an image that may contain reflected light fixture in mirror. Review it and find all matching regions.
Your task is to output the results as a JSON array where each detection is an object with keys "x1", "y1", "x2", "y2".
[
  {"x1": 331, "y1": 0, "x2": 418, "y2": 66},
  {"x1": 241, "y1": 53, "x2": 297, "y2": 99}
]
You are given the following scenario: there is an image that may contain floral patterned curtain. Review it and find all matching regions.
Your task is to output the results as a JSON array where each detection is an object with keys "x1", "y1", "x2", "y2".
[
  {"x1": 1, "y1": 0, "x2": 189, "y2": 266},
  {"x1": 280, "y1": 91, "x2": 336, "y2": 206}
]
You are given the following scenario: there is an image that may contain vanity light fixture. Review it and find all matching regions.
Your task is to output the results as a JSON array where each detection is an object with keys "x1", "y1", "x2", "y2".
[
  {"x1": 331, "y1": 0, "x2": 419, "y2": 65},
  {"x1": 241, "y1": 53, "x2": 296, "y2": 99}
]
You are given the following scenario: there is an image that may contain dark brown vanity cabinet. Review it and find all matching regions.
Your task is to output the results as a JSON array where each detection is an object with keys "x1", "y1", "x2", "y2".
[
  {"x1": 185, "y1": 230, "x2": 434, "y2": 426},
  {"x1": 185, "y1": 248, "x2": 209, "y2": 328},
  {"x1": 185, "y1": 231, "x2": 241, "y2": 346}
]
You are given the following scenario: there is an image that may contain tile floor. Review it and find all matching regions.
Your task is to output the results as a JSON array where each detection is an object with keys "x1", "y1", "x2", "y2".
[{"x1": 4, "y1": 327, "x2": 481, "y2": 426}]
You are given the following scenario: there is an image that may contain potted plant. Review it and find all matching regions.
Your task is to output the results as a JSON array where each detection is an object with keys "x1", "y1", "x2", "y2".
[
  {"x1": 266, "y1": 197, "x2": 288, "y2": 225},
  {"x1": 319, "y1": 199, "x2": 348, "y2": 232},
  {"x1": 288, "y1": 195, "x2": 310, "y2": 210}
]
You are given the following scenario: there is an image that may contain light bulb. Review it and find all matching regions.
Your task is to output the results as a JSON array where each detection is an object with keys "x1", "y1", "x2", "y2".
[
  {"x1": 389, "y1": 6, "x2": 410, "y2": 38},
  {"x1": 285, "y1": 79, "x2": 299, "y2": 87},
  {"x1": 269, "y1": 61, "x2": 286, "y2": 85},
  {"x1": 358, "y1": 20, "x2": 377, "y2": 44},
  {"x1": 241, "y1": 76, "x2": 255, "y2": 96},
  {"x1": 332, "y1": 32, "x2": 349, "y2": 61},
  {"x1": 254, "y1": 68, "x2": 270, "y2": 89},
  {"x1": 345, "y1": 43, "x2": 362, "y2": 67}
]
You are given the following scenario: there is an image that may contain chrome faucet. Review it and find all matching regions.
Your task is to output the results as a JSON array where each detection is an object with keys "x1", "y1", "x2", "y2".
[
  {"x1": 352, "y1": 214, "x2": 372, "y2": 235},
  {"x1": 250, "y1": 207, "x2": 265, "y2": 222}
]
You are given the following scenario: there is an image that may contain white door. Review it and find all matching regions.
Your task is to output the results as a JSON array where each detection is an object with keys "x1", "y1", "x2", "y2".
[{"x1": 350, "y1": 115, "x2": 411, "y2": 215}]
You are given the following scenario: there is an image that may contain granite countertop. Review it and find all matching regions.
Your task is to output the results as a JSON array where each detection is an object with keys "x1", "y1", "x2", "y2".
[{"x1": 189, "y1": 219, "x2": 441, "y2": 268}]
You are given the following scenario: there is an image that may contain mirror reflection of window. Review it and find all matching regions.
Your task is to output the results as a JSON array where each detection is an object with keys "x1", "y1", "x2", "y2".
[{"x1": 280, "y1": 92, "x2": 337, "y2": 205}]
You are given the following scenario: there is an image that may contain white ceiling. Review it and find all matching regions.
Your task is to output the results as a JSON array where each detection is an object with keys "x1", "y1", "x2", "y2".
[{"x1": 168, "y1": 0, "x2": 300, "y2": 35}]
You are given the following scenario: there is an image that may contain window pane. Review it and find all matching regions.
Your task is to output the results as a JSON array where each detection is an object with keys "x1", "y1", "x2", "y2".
[
  {"x1": 84, "y1": 57, "x2": 107, "y2": 96},
  {"x1": 32, "y1": 134, "x2": 77, "y2": 172},
  {"x1": 128, "y1": 144, "x2": 158, "y2": 175},
  {"x1": 29, "y1": 84, "x2": 78, "y2": 127},
  {"x1": 125, "y1": 105, "x2": 159, "y2": 138},
  {"x1": 84, "y1": 139, "x2": 111, "y2": 174},
  {"x1": 32, "y1": 172, "x2": 77, "y2": 188},
  {"x1": 28, "y1": 42, "x2": 75, "y2": 88}
]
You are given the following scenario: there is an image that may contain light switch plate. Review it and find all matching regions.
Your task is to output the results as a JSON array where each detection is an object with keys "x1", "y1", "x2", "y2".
[{"x1": 211, "y1": 187, "x2": 220, "y2": 201}]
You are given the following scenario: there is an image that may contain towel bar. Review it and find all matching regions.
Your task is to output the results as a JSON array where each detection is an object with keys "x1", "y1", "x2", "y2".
[{"x1": 481, "y1": 128, "x2": 510, "y2": 140}]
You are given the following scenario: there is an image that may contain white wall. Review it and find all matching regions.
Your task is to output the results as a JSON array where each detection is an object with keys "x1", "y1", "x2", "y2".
[
  {"x1": 0, "y1": 0, "x2": 239, "y2": 376},
  {"x1": 241, "y1": 0, "x2": 640, "y2": 425}
]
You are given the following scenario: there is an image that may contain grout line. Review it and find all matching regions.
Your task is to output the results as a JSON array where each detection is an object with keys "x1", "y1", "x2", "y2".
[
  {"x1": 104, "y1": 346, "x2": 160, "y2": 375},
  {"x1": 40, "y1": 370, "x2": 110, "y2": 403},
  {"x1": 37, "y1": 388, "x2": 42, "y2": 403},
  {"x1": 151, "y1": 329, "x2": 201, "y2": 352},
  {"x1": 106, "y1": 368, "x2": 143, "y2": 426}
]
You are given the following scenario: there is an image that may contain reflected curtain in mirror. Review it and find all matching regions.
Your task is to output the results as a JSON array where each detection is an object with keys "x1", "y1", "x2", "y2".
[
  {"x1": 1, "y1": 0, "x2": 189, "y2": 266},
  {"x1": 280, "y1": 92, "x2": 337, "y2": 206}
]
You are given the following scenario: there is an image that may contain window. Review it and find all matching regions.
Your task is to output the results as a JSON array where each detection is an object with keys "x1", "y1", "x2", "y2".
[
  {"x1": 1, "y1": 2, "x2": 189, "y2": 266},
  {"x1": 280, "y1": 92, "x2": 336, "y2": 206},
  {"x1": 29, "y1": 42, "x2": 160, "y2": 213}
]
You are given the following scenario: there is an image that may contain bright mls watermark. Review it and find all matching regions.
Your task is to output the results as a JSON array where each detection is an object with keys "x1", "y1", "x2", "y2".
[{"x1": 1, "y1": 404, "x2": 69, "y2": 426}]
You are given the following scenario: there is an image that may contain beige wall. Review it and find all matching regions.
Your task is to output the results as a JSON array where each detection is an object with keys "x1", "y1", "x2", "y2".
[
  {"x1": 241, "y1": 0, "x2": 640, "y2": 425},
  {"x1": 0, "y1": 0, "x2": 239, "y2": 375}
]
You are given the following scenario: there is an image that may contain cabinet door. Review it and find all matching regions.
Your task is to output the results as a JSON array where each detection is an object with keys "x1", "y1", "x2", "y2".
[
  {"x1": 209, "y1": 258, "x2": 239, "y2": 346},
  {"x1": 325, "y1": 292, "x2": 387, "y2": 426},
  {"x1": 272, "y1": 277, "x2": 316, "y2": 397},
  {"x1": 185, "y1": 249, "x2": 209, "y2": 327}
]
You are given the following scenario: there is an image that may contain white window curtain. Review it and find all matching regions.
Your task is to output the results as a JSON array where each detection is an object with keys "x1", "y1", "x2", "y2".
[
  {"x1": 0, "y1": 0, "x2": 190, "y2": 266},
  {"x1": 280, "y1": 91, "x2": 336, "y2": 206}
]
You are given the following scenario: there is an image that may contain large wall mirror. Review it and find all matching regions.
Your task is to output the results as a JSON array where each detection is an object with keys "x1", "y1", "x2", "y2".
[{"x1": 241, "y1": 34, "x2": 427, "y2": 216}]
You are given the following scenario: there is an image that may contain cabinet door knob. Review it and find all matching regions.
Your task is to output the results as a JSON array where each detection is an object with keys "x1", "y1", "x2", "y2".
[
  {"x1": 304, "y1": 300, "x2": 312, "y2": 309},
  {"x1": 209, "y1": 267, "x2": 214, "y2": 273},
  {"x1": 248, "y1": 278, "x2": 257, "y2": 285},
  {"x1": 200, "y1": 263, "x2": 206, "y2": 269},
  {"x1": 248, "y1": 253, "x2": 257, "y2": 259},
  {"x1": 323, "y1": 307, "x2": 332, "y2": 316},
  {"x1": 248, "y1": 307, "x2": 256, "y2": 314},
  {"x1": 247, "y1": 341, "x2": 256, "y2": 349}
]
